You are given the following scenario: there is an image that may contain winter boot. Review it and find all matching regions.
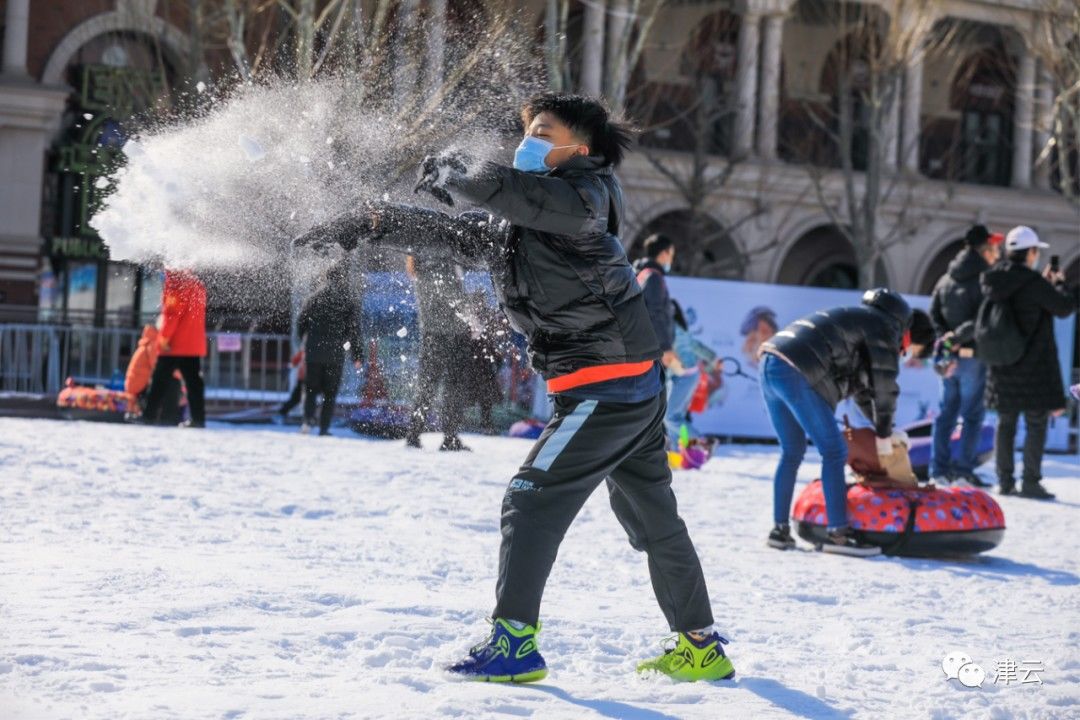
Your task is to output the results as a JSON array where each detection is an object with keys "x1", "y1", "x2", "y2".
[
  {"x1": 1019, "y1": 481, "x2": 1055, "y2": 500},
  {"x1": 953, "y1": 471, "x2": 990, "y2": 488},
  {"x1": 446, "y1": 619, "x2": 547, "y2": 683},
  {"x1": 767, "y1": 524, "x2": 796, "y2": 550},
  {"x1": 998, "y1": 478, "x2": 1016, "y2": 496},
  {"x1": 440, "y1": 435, "x2": 471, "y2": 452},
  {"x1": 637, "y1": 630, "x2": 735, "y2": 681},
  {"x1": 820, "y1": 526, "x2": 882, "y2": 557}
]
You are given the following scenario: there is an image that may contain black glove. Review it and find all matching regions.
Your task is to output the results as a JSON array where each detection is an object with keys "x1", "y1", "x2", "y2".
[
  {"x1": 291, "y1": 206, "x2": 378, "y2": 252},
  {"x1": 414, "y1": 152, "x2": 469, "y2": 207}
]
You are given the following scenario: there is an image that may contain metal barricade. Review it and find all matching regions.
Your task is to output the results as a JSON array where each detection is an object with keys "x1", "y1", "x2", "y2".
[{"x1": 0, "y1": 324, "x2": 294, "y2": 406}]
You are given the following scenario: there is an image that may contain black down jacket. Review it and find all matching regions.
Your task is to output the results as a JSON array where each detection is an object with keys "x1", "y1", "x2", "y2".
[
  {"x1": 632, "y1": 258, "x2": 675, "y2": 352},
  {"x1": 760, "y1": 291, "x2": 910, "y2": 437},
  {"x1": 298, "y1": 284, "x2": 363, "y2": 365},
  {"x1": 929, "y1": 247, "x2": 989, "y2": 348},
  {"x1": 340, "y1": 156, "x2": 661, "y2": 380},
  {"x1": 981, "y1": 261, "x2": 1078, "y2": 412}
]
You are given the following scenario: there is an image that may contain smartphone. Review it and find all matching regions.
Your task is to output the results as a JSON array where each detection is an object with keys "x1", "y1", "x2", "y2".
[{"x1": 1050, "y1": 255, "x2": 1060, "y2": 272}]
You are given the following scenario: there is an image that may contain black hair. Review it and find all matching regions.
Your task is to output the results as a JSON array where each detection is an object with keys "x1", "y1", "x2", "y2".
[
  {"x1": 1007, "y1": 249, "x2": 1030, "y2": 264},
  {"x1": 521, "y1": 92, "x2": 635, "y2": 167},
  {"x1": 909, "y1": 309, "x2": 935, "y2": 358},
  {"x1": 643, "y1": 233, "x2": 675, "y2": 259},
  {"x1": 964, "y1": 224, "x2": 991, "y2": 248},
  {"x1": 672, "y1": 299, "x2": 688, "y2": 331}
]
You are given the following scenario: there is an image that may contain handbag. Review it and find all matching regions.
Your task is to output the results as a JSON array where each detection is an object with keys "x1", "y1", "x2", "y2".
[{"x1": 842, "y1": 416, "x2": 918, "y2": 489}]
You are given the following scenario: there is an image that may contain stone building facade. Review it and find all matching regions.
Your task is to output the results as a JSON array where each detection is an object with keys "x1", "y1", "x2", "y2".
[{"x1": 0, "y1": 0, "x2": 1076, "y2": 326}]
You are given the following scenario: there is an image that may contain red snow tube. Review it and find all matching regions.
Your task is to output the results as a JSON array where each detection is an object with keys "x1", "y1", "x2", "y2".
[
  {"x1": 792, "y1": 481, "x2": 1005, "y2": 557},
  {"x1": 57, "y1": 384, "x2": 136, "y2": 422}
]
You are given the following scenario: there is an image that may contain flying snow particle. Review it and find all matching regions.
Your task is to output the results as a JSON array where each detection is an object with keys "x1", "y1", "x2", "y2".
[
  {"x1": 196, "y1": 81, "x2": 207, "y2": 93},
  {"x1": 343, "y1": 341, "x2": 352, "y2": 351},
  {"x1": 238, "y1": 134, "x2": 266, "y2": 161},
  {"x1": 395, "y1": 327, "x2": 408, "y2": 338},
  {"x1": 82, "y1": 113, "x2": 93, "y2": 120},
  {"x1": 94, "y1": 177, "x2": 110, "y2": 189},
  {"x1": 325, "y1": 137, "x2": 334, "y2": 145}
]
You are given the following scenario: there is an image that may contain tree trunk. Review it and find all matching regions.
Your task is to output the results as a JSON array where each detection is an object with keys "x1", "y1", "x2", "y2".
[{"x1": 296, "y1": 0, "x2": 315, "y2": 80}]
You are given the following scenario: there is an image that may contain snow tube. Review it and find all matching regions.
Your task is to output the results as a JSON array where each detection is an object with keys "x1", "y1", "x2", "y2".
[
  {"x1": 902, "y1": 418, "x2": 995, "y2": 479},
  {"x1": 792, "y1": 480, "x2": 1005, "y2": 557},
  {"x1": 347, "y1": 405, "x2": 411, "y2": 438},
  {"x1": 509, "y1": 418, "x2": 546, "y2": 440},
  {"x1": 56, "y1": 384, "x2": 135, "y2": 422}
]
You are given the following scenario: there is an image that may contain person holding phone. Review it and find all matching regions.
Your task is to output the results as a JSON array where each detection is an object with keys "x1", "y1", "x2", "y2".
[{"x1": 981, "y1": 227, "x2": 1078, "y2": 499}]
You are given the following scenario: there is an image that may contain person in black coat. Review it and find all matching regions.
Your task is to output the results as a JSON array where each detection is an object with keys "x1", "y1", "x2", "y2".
[
  {"x1": 294, "y1": 92, "x2": 732, "y2": 683},
  {"x1": 981, "y1": 226, "x2": 1078, "y2": 499},
  {"x1": 632, "y1": 233, "x2": 677, "y2": 367},
  {"x1": 403, "y1": 254, "x2": 474, "y2": 451},
  {"x1": 296, "y1": 264, "x2": 363, "y2": 436},
  {"x1": 927, "y1": 225, "x2": 1002, "y2": 486},
  {"x1": 759, "y1": 288, "x2": 932, "y2": 556}
]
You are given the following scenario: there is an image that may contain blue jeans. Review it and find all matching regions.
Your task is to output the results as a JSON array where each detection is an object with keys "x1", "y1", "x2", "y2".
[
  {"x1": 930, "y1": 357, "x2": 987, "y2": 477},
  {"x1": 664, "y1": 370, "x2": 700, "y2": 447},
  {"x1": 760, "y1": 354, "x2": 849, "y2": 529}
]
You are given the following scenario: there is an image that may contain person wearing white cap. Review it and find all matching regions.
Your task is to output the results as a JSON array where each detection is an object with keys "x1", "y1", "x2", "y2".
[{"x1": 980, "y1": 226, "x2": 1077, "y2": 499}]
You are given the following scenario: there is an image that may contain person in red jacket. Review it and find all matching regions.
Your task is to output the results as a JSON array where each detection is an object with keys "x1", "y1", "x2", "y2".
[{"x1": 141, "y1": 269, "x2": 208, "y2": 427}]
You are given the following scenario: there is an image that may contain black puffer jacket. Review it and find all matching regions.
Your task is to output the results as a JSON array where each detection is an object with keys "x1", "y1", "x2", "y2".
[
  {"x1": 632, "y1": 258, "x2": 675, "y2": 352},
  {"x1": 929, "y1": 247, "x2": 989, "y2": 348},
  {"x1": 760, "y1": 292, "x2": 909, "y2": 437},
  {"x1": 358, "y1": 156, "x2": 661, "y2": 379},
  {"x1": 981, "y1": 262, "x2": 1077, "y2": 412},
  {"x1": 298, "y1": 284, "x2": 363, "y2": 365}
]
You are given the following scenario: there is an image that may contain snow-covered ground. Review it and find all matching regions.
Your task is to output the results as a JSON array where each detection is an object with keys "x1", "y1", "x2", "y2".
[{"x1": 1, "y1": 417, "x2": 1077, "y2": 720}]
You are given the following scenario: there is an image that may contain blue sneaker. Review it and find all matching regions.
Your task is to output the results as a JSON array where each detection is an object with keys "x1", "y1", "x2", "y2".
[{"x1": 446, "y1": 618, "x2": 548, "y2": 682}]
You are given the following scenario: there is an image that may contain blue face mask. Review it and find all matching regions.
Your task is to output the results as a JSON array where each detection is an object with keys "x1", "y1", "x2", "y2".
[{"x1": 513, "y1": 136, "x2": 579, "y2": 172}]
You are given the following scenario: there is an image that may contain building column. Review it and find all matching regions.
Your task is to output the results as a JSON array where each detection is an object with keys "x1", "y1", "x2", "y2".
[
  {"x1": 901, "y1": 58, "x2": 923, "y2": 173},
  {"x1": 2, "y1": 0, "x2": 30, "y2": 76},
  {"x1": 1033, "y1": 64, "x2": 1053, "y2": 190},
  {"x1": 1011, "y1": 47, "x2": 1035, "y2": 189},
  {"x1": 756, "y1": 13, "x2": 784, "y2": 160},
  {"x1": 581, "y1": 0, "x2": 606, "y2": 96},
  {"x1": 425, "y1": 0, "x2": 447, "y2": 96},
  {"x1": 733, "y1": 10, "x2": 761, "y2": 157},
  {"x1": 606, "y1": 0, "x2": 629, "y2": 99}
]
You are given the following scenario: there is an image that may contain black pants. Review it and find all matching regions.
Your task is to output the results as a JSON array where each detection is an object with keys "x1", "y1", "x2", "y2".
[
  {"x1": 144, "y1": 356, "x2": 205, "y2": 425},
  {"x1": 494, "y1": 392, "x2": 713, "y2": 632},
  {"x1": 304, "y1": 361, "x2": 344, "y2": 434},
  {"x1": 407, "y1": 333, "x2": 469, "y2": 441},
  {"x1": 280, "y1": 381, "x2": 304, "y2": 415},
  {"x1": 995, "y1": 409, "x2": 1050, "y2": 485}
]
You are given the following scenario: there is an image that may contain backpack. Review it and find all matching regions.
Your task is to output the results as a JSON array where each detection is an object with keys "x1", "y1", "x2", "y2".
[{"x1": 973, "y1": 297, "x2": 1027, "y2": 366}]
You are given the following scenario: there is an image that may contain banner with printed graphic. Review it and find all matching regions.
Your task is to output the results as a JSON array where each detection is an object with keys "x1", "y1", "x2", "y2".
[{"x1": 666, "y1": 277, "x2": 1075, "y2": 451}]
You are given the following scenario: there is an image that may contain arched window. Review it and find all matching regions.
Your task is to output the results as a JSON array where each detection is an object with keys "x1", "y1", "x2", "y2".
[
  {"x1": 635, "y1": 10, "x2": 740, "y2": 155},
  {"x1": 923, "y1": 26, "x2": 1015, "y2": 186}
]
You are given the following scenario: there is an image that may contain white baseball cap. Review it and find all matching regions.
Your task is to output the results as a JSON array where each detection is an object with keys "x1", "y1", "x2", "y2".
[{"x1": 1005, "y1": 226, "x2": 1049, "y2": 251}]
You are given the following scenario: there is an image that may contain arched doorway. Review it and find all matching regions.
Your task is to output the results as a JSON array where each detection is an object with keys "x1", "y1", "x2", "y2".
[
  {"x1": 918, "y1": 239, "x2": 965, "y2": 295},
  {"x1": 776, "y1": 224, "x2": 888, "y2": 289},
  {"x1": 634, "y1": 209, "x2": 743, "y2": 279}
]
